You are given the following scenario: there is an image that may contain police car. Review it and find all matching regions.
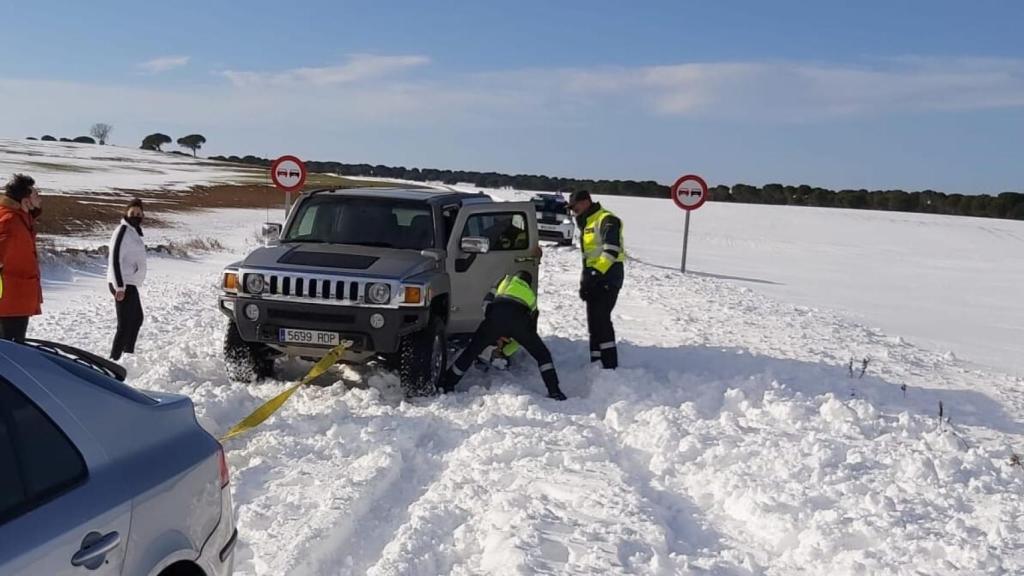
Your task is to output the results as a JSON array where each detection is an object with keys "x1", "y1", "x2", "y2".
[{"x1": 530, "y1": 193, "x2": 574, "y2": 246}]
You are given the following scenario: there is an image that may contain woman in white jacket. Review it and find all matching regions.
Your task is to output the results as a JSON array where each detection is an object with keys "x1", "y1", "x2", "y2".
[{"x1": 107, "y1": 198, "x2": 147, "y2": 360}]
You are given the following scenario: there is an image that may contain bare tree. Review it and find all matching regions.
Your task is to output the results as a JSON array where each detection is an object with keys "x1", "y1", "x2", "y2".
[{"x1": 90, "y1": 123, "x2": 113, "y2": 145}]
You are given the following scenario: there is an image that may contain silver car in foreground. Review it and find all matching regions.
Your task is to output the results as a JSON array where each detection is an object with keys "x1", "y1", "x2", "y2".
[{"x1": 0, "y1": 340, "x2": 236, "y2": 576}]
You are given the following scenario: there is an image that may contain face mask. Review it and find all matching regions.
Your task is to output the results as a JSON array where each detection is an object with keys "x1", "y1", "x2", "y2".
[
  {"x1": 29, "y1": 207, "x2": 42, "y2": 219},
  {"x1": 126, "y1": 216, "x2": 143, "y2": 228}
]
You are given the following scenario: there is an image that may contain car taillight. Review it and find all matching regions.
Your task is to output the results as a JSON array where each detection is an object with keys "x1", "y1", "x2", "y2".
[{"x1": 217, "y1": 445, "x2": 230, "y2": 488}]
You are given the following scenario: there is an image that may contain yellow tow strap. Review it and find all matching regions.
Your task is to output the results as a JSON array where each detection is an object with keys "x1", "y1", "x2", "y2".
[{"x1": 219, "y1": 341, "x2": 351, "y2": 442}]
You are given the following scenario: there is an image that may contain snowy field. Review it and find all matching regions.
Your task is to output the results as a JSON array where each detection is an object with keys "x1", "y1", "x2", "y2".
[
  {"x1": 0, "y1": 138, "x2": 261, "y2": 194},
  {"x1": 29, "y1": 193, "x2": 1024, "y2": 575},
  {"x1": 461, "y1": 185, "x2": 1024, "y2": 378}
]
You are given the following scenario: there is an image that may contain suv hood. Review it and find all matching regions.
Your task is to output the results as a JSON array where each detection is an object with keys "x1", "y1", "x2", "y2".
[{"x1": 242, "y1": 244, "x2": 437, "y2": 280}]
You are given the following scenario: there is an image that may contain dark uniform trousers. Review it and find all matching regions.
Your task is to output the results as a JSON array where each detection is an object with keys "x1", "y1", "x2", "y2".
[{"x1": 584, "y1": 263, "x2": 622, "y2": 369}]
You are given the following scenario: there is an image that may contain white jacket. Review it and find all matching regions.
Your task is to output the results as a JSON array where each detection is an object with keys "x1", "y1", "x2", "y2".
[{"x1": 107, "y1": 220, "x2": 147, "y2": 289}]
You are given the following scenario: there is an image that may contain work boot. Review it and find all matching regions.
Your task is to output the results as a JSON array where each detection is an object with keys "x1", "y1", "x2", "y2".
[{"x1": 547, "y1": 388, "x2": 567, "y2": 401}]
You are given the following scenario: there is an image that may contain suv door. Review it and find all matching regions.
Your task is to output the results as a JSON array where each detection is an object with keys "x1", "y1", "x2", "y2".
[
  {"x1": 0, "y1": 372, "x2": 131, "y2": 576},
  {"x1": 445, "y1": 202, "x2": 540, "y2": 333}
]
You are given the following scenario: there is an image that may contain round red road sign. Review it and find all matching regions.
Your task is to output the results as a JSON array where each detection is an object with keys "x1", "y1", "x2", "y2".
[
  {"x1": 270, "y1": 155, "x2": 307, "y2": 192},
  {"x1": 671, "y1": 174, "x2": 708, "y2": 211}
]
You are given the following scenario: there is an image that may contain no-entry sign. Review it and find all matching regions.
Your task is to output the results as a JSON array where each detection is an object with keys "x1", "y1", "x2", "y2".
[
  {"x1": 270, "y1": 155, "x2": 307, "y2": 192},
  {"x1": 671, "y1": 174, "x2": 708, "y2": 211},
  {"x1": 671, "y1": 173, "x2": 708, "y2": 273}
]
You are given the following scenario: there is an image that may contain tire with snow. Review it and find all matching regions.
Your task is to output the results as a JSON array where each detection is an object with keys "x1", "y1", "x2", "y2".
[
  {"x1": 224, "y1": 322, "x2": 275, "y2": 383},
  {"x1": 393, "y1": 317, "x2": 447, "y2": 397}
]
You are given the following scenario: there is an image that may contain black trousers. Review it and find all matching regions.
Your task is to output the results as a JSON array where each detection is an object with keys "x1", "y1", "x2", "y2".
[
  {"x1": 0, "y1": 317, "x2": 29, "y2": 343},
  {"x1": 109, "y1": 284, "x2": 144, "y2": 361},
  {"x1": 448, "y1": 301, "x2": 560, "y2": 392},
  {"x1": 585, "y1": 285, "x2": 619, "y2": 369}
]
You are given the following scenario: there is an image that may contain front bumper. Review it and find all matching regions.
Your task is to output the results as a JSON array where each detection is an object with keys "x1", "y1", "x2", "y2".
[
  {"x1": 219, "y1": 295, "x2": 429, "y2": 355},
  {"x1": 537, "y1": 222, "x2": 574, "y2": 242}
]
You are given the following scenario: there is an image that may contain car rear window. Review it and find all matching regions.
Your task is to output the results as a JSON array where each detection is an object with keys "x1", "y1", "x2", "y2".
[{"x1": 41, "y1": 354, "x2": 157, "y2": 406}]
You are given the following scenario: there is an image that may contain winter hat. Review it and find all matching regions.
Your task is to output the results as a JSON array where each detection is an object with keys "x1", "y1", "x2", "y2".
[{"x1": 4, "y1": 174, "x2": 35, "y2": 201}]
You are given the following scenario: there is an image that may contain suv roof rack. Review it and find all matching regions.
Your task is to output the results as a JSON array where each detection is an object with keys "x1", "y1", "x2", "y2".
[{"x1": 23, "y1": 339, "x2": 128, "y2": 382}]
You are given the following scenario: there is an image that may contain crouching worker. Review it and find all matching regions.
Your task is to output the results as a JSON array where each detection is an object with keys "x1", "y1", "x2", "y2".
[{"x1": 441, "y1": 270, "x2": 567, "y2": 400}]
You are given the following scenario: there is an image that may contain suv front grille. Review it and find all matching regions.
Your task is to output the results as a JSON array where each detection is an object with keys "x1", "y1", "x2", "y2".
[{"x1": 265, "y1": 272, "x2": 362, "y2": 302}]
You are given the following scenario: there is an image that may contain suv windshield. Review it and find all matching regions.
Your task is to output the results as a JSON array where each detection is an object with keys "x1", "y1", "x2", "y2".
[
  {"x1": 531, "y1": 196, "x2": 568, "y2": 215},
  {"x1": 284, "y1": 196, "x2": 435, "y2": 250}
]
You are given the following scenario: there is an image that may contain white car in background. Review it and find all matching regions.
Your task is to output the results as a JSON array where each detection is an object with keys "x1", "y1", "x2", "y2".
[
  {"x1": 531, "y1": 193, "x2": 575, "y2": 245},
  {"x1": 0, "y1": 340, "x2": 236, "y2": 576}
]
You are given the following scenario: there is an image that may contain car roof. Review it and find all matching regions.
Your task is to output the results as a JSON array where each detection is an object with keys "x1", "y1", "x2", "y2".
[{"x1": 305, "y1": 187, "x2": 488, "y2": 204}]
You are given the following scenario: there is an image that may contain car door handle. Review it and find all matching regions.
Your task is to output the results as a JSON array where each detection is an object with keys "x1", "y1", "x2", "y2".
[
  {"x1": 515, "y1": 256, "x2": 538, "y2": 263},
  {"x1": 71, "y1": 531, "x2": 121, "y2": 568}
]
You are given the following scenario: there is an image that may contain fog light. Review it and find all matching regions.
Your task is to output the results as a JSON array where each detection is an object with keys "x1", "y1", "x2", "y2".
[
  {"x1": 244, "y1": 303, "x2": 260, "y2": 321},
  {"x1": 370, "y1": 313, "x2": 385, "y2": 329}
]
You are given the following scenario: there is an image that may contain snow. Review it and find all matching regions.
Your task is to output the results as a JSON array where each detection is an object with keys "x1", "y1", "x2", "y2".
[
  {"x1": 0, "y1": 138, "x2": 260, "y2": 195},
  {"x1": 27, "y1": 190, "x2": 1024, "y2": 574}
]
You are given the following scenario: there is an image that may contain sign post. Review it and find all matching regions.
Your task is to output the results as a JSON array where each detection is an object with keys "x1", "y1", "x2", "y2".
[
  {"x1": 670, "y1": 174, "x2": 708, "y2": 273},
  {"x1": 270, "y1": 155, "x2": 308, "y2": 213}
]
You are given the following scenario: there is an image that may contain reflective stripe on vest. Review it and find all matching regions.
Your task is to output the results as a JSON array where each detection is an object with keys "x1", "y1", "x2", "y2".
[
  {"x1": 495, "y1": 275, "x2": 537, "y2": 311},
  {"x1": 581, "y1": 208, "x2": 625, "y2": 273}
]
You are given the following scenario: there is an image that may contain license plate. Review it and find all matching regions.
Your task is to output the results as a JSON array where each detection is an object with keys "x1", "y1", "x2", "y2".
[
  {"x1": 278, "y1": 328, "x2": 339, "y2": 346},
  {"x1": 538, "y1": 224, "x2": 562, "y2": 231}
]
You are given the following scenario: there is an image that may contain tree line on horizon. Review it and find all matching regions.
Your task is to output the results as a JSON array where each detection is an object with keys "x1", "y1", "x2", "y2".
[{"x1": 208, "y1": 154, "x2": 1024, "y2": 220}]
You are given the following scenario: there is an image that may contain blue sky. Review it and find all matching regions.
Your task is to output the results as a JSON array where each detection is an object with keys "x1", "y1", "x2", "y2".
[{"x1": 1, "y1": 1, "x2": 1022, "y2": 193}]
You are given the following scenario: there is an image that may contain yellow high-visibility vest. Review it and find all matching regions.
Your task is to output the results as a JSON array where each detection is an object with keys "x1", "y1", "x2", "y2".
[{"x1": 581, "y1": 208, "x2": 625, "y2": 274}]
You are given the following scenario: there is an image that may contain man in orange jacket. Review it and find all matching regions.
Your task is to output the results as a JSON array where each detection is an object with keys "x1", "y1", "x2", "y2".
[{"x1": 0, "y1": 174, "x2": 43, "y2": 342}]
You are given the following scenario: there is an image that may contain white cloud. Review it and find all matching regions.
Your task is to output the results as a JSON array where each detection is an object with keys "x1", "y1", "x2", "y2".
[
  {"x1": 560, "y1": 58, "x2": 1024, "y2": 120},
  {"x1": 222, "y1": 54, "x2": 431, "y2": 87},
  {"x1": 138, "y1": 56, "x2": 190, "y2": 74}
]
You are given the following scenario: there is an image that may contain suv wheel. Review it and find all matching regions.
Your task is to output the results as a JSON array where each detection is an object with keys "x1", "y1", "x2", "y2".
[
  {"x1": 224, "y1": 322, "x2": 275, "y2": 383},
  {"x1": 394, "y1": 317, "x2": 446, "y2": 397}
]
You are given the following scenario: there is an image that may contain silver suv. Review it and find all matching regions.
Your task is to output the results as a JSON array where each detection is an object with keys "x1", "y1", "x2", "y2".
[
  {"x1": 0, "y1": 340, "x2": 236, "y2": 576},
  {"x1": 219, "y1": 188, "x2": 540, "y2": 396}
]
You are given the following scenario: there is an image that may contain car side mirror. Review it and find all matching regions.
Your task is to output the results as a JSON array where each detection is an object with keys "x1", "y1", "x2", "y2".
[
  {"x1": 460, "y1": 237, "x2": 490, "y2": 254},
  {"x1": 261, "y1": 223, "x2": 282, "y2": 245}
]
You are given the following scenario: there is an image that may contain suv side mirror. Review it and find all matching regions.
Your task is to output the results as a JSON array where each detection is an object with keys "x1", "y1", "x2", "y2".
[
  {"x1": 262, "y1": 223, "x2": 282, "y2": 244},
  {"x1": 460, "y1": 237, "x2": 489, "y2": 254}
]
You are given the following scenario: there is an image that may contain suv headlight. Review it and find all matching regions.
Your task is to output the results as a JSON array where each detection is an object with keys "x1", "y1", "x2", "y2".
[
  {"x1": 366, "y1": 283, "x2": 391, "y2": 304},
  {"x1": 244, "y1": 273, "x2": 265, "y2": 294}
]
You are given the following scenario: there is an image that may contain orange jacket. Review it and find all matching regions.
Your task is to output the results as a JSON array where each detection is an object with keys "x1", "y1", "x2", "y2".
[{"x1": 0, "y1": 196, "x2": 42, "y2": 317}]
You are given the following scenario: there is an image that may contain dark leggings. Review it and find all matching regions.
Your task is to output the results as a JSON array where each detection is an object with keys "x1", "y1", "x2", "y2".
[
  {"x1": 0, "y1": 317, "x2": 29, "y2": 343},
  {"x1": 109, "y1": 284, "x2": 144, "y2": 360}
]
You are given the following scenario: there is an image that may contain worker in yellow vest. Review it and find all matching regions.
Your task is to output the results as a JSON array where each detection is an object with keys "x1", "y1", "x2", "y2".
[
  {"x1": 442, "y1": 270, "x2": 566, "y2": 400},
  {"x1": 568, "y1": 190, "x2": 625, "y2": 369}
]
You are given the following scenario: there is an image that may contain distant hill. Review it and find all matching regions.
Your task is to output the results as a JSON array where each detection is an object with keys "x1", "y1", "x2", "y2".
[{"x1": 211, "y1": 154, "x2": 1024, "y2": 221}]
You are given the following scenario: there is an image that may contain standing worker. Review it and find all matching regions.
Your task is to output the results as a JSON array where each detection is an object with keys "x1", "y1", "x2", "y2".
[
  {"x1": 107, "y1": 198, "x2": 147, "y2": 361},
  {"x1": 0, "y1": 174, "x2": 44, "y2": 342},
  {"x1": 441, "y1": 270, "x2": 567, "y2": 400},
  {"x1": 568, "y1": 190, "x2": 624, "y2": 369}
]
